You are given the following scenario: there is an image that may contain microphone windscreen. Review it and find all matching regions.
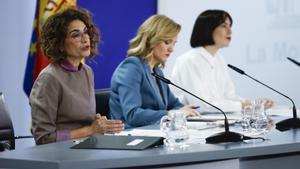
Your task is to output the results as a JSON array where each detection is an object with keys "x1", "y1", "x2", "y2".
[
  {"x1": 287, "y1": 57, "x2": 300, "y2": 66},
  {"x1": 228, "y1": 64, "x2": 245, "y2": 75}
]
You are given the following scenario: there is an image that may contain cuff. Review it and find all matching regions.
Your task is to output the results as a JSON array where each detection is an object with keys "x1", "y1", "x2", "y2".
[{"x1": 56, "y1": 130, "x2": 70, "y2": 141}]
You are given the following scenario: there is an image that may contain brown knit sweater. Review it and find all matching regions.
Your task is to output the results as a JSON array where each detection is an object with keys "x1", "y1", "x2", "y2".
[{"x1": 30, "y1": 63, "x2": 96, "y2": 145}]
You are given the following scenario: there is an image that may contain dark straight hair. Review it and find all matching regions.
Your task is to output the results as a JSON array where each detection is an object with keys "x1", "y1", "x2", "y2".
[{"x1": 190, "y1": 9, "x2": 232, "y2": 48}]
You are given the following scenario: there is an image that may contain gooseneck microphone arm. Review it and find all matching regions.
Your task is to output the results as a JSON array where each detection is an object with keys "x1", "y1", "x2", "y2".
[
  {"x1": 227, "y1": 64, "x2": 300, "y2": 131},
  {"x1": 151, "y1": 72, "x2": 265, "y2": 143},
  {"x1": 228, "y1": 64, "x2": 297, "y2": 119},
  {"x1": 246, "y1": 72, "x2": 297, "y2": 119},
  {"x1": 152, "y1": 72, "x2": 230, "y2": 132}
]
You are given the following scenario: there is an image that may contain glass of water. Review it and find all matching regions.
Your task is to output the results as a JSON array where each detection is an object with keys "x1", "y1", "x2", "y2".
[
  {"x1": 160, "y1": 110, "x2": 189, "y2": 148},
  {"x1": 241, "y1": 102, "x2": 254, "y2": 132},
  {"x1": 249, "y1": 98, "x2": 269, "y2": 135}
]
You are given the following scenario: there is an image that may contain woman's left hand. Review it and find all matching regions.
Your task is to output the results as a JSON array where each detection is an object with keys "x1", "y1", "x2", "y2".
[
  {"x1": 264, "y1": 99, "x2": 274, "y2": 109},
  {"x1": 180, "y1": 105, "x2": 201, "y2": 117}
]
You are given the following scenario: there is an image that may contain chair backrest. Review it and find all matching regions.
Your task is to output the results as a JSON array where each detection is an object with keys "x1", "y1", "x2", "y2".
[
  {"x1": 95, "y1": 88, "x2": 111, "y2": 118},
  {"x1": 0, "y1": 92, "x2": 15, "y2": 150}
]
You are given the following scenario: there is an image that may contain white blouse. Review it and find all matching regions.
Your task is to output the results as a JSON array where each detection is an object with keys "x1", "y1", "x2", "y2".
[{"x1": 170, "y1": 47, "x2": 243, "y2": 112}]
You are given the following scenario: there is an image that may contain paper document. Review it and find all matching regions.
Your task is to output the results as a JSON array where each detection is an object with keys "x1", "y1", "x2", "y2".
[
  {"x1": 187, "y1": 113, "x2": 240, "y2": 122},
  {"x1": 117, "y1": 129, "x2": 166, "y2": 138},
  {"x1": 266, "y1": 105, "x2": 300, "y2": 117}
]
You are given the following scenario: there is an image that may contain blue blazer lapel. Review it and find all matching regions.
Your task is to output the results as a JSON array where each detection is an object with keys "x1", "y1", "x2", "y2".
[
  {"x1": 154, "y1": 67, "x2": 168, "y2": 106},
  {"x1": 144, "y1": 63, "x2": 165, "y2": 106}
]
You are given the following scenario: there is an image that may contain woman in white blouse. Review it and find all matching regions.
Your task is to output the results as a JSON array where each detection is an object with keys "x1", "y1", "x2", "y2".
[{"x1": 171, "y1": 9, "x2": 272, "y2": 112}]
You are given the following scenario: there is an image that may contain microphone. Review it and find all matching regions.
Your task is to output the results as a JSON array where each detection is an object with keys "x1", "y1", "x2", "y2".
[
  {"x1": 228, "y1": 64, "x2": 300, "y2": 131},
  {"x1": 287, "y1": 57, "x2": 300, "y2": 67},
  {"x1": 152, "y1": 72, "x2": 249, "y2": 143}
]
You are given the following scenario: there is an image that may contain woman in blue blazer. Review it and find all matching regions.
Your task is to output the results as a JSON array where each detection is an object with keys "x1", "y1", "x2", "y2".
[{"x1": 109, "y1": 15, "x2": 199, "y2": 128}]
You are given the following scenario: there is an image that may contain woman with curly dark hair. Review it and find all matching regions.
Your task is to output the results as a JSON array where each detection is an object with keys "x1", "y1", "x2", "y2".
[{"x1": 30, "y1": 7, "x2": 124, "y2": 145}]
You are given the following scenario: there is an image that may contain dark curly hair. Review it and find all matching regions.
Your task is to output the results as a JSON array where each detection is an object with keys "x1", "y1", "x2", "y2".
[{"x1": 40, "y1": 6, "x2": 101, "y2": 64}]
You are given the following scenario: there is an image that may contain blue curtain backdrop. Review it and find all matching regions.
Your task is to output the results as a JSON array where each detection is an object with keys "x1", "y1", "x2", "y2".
[{"x1": 78, "y1": 0, "x2": 157, "y2": 89}]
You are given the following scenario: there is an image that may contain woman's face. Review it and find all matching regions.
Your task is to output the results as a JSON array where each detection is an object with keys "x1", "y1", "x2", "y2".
[
  {"x1": 212, "y1": 17, "x2": 232, "y2": 48},
  {"x1": 152, "y1": 36, "x2": 178, "y2": 64},
  {"x1": 63, "y1": 19, "x2": 90, "y2": 60}
]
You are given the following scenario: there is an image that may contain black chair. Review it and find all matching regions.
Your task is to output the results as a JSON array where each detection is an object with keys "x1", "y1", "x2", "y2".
[
  {"x1": 0, "y1": 92, "x2": 15, "y2": 150},
  {"x1": 95, "y1": 88, "x2": 111, "y2": 118},
  {"x1": 0, "y1": 92, "x2": 33, "y2": 151}
]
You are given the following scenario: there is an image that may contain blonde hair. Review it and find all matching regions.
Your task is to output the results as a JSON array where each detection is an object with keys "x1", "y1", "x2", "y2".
[{"x1": 127, "y1": 15, "x2": 181, "y2": 62}]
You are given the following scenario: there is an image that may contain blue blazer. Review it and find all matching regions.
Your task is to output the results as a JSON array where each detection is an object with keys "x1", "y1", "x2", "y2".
[{"x1": 109, "y1": 56, "x2": 183, "y2": 128}]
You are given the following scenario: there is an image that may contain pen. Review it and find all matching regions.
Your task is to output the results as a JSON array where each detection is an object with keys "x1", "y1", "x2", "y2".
[{"x1": 192, "y1": 106, "x2": 200, "y2": 109}]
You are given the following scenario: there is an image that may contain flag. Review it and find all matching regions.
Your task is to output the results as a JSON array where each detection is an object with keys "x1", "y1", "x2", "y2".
[{"x1": 23, "y1": 0, "x2": 76, "y2": 97}]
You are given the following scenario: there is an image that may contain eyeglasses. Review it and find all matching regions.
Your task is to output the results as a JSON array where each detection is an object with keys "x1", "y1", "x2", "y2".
[{"x1": 67, "y1": 30, "x2": 90, "y2": 42}]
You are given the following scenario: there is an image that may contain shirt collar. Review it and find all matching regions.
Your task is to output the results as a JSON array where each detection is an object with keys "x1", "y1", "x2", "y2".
[
  {"x1": 199, "y1": 47, "x2": 218, "y2": 67},
  {"x1": 60, "y1": 59, "x2": 83, "y2": 72}
]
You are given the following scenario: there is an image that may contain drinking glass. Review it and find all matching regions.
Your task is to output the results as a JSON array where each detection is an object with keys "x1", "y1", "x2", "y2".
[
  {"x1": 249, "y1": 98, "x2": 268, "y2": 135},
  {"x1": 241, "y1": 103, "x2": 253, "y2": 131},
  {"x1": 160, "y1": 110, "x2": 189, "y2": 148}
]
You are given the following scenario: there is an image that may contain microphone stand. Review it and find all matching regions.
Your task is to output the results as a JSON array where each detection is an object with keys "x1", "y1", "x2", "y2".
[
  {"x1": 152, "y1": 72, "x2": 247, "y2": 143},
  {"x1": 228, "y1": 64, "x2": 300, "y2": 131}
]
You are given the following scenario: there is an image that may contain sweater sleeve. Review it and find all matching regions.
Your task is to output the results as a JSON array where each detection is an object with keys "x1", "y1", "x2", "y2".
[{"x1": 30, "y1": 71, "x2": 62, "y2": 145}]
